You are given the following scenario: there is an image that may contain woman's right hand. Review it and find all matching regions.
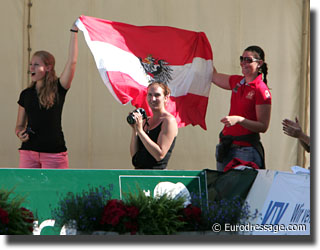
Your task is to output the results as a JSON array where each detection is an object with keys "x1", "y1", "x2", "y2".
[
  {"x1": 127, "y1": 112, "x2": 142, "y2": 134},
  {"x1": 131, "y1": 111, "x2": 144, "y2": 133}
]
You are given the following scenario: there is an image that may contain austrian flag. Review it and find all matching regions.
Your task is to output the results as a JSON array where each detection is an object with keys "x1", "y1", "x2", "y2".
[{"x1": 76, "y1": 15, "x2": 213, "y2": 130}]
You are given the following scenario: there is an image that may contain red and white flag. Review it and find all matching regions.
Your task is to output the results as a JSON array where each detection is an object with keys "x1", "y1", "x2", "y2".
[{"x1": 76, "y1": 15, "x2": 213, "y2": 130}]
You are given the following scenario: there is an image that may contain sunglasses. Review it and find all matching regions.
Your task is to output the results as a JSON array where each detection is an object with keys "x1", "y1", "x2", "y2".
[{"x1": 240, "y1": 56, "x2": 260, "y2": 63}]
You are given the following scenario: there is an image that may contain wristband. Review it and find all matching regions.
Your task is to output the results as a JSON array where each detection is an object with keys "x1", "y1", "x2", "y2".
[{"x1": 70, "y1": 29, "x2": 78, "y2": 33}]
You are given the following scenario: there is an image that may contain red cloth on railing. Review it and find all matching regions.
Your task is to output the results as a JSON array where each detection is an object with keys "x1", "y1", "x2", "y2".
[{"x1": 224, "y1": 157, "x2": 260, "y2": 172}]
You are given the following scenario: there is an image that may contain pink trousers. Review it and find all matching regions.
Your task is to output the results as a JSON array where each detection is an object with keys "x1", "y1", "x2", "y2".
[{"x1": 19, "y1": 150, "x2": 69, "y2": 169}]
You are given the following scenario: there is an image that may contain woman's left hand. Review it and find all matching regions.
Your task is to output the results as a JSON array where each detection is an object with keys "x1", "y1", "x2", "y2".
[{"x1": 220, "y1": 116, "x2": 244, "y2": 127}]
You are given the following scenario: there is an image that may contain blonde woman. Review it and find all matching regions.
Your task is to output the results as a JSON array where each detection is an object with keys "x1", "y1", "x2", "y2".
[
  {"x1": 129, "y1": 82, "x2": 178, "y2": 169},
  {"x1": 15, "y1": 22, "x2": 78, "y2": 168}
]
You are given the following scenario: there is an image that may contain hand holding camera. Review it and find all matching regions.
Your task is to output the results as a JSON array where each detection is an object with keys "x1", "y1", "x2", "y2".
[{"x1": 127, "y1": 108, "x2": 147, "y2": 125}]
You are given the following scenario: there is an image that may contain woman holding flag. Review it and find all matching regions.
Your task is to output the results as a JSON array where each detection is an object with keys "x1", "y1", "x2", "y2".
[
  {"x1": 129, "y1": 82, "x2": 178, "y2": 169},
  {"x1": 212, "y1": 45, "x2": 272, "y2": 171},
  {"x1": 15, "y1": 21, "x2": 78, "y2": 168}
]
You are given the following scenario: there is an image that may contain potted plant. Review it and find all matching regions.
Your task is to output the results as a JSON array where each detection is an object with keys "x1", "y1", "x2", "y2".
[{"x1": 0, "y1": 188, "x2": 35, "y2": 235}]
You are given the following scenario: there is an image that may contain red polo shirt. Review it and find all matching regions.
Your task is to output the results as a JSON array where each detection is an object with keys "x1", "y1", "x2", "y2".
[{"x1": 222, "y1": 74, "x2": 271, "y2": 146}]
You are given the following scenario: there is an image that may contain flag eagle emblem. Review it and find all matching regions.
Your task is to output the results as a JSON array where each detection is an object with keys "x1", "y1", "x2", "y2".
[{"x1": 139, "y1": 55, "x2": 173, "y2": 85}]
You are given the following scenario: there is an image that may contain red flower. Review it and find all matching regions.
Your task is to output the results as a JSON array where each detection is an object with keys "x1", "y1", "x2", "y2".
[
  {"x1": 100, "y1": 199, "x2": 140, "y2": 234},
  {"x1": 20, "y1": 207, "x2": 34, "y2": 232},
  {"x1": 100, "y1": 199, "x2": 127, "y2": 226},
  {"x1": 106, "y1": 199, "x2": 124, "y2": 209},
  {"x1": 124, "y1": 221, "x2": 138, "y2": 235},
  {"x1": 0, "y1": 207, "x2": 9, "y2": 224},
  {"x1": 20, "y1": 207, "x2": 34, "y2": 223},
  {"x1": 183, "y1": 204, "x2": 202, "y2": 223},
  {"x1": 125, "y1": 206, "x2": 139, "y2": 219}
]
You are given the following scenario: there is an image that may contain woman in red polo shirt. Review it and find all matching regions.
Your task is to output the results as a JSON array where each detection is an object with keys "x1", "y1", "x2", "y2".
[{"x1": 212, "y1": 45, "x2": 271, "y2": 171}]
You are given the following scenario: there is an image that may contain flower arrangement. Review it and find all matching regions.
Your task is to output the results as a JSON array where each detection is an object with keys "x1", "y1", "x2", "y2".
[
  {"x1": 52, "y1": 185, "x2": 186, "y2": 235},
  {"x1": 51, "y1": 185, "x2": 114, "y2": 232},
  {"x1": 201, "y1": 195, "x2": 258, "y2": 231},
  {"x1": 0, "y1": 188, "x2": 35, "y2": 235},
  {"x1": 119, "y1": 189, "x2": 186, "y2": 235},
  {"x1": 180, "y1": 193, "x2": 259, "y2": 232},
  {"x1": 100, "y1": 199, "x2": 140, "y2": 234},
  {"x1": 179, "y1": 204, "x2": 202, "y2": 231},
  {"x1": 51, "y1": 185, "x2": 258, "y2": 235}
]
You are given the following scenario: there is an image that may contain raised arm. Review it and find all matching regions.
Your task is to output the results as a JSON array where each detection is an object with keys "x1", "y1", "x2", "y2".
[
  {"x1": 212, "y1": 66, "x2": 231, "y2": 90},
  {"x1": 59, "y1": 22, "x2": 78, "y2": 90}
]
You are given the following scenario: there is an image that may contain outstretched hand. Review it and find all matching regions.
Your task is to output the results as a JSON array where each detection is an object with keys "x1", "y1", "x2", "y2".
[{"x1": 282, "y1": 117, "x2": 302, "y2": 138}]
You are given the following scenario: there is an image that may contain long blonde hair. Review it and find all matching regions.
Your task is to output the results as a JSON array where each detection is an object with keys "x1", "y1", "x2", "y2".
[{"x1": 31, "y1": 51, "x2": 58, "y2": 109}]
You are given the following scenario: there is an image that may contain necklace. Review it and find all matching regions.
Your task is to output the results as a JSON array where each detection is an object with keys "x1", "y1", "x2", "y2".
[{"x1": 144, "y1": 118, "x2": 150, "y2": 134}]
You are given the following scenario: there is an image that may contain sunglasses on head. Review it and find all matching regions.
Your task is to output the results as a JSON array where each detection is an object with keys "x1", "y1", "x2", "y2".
[{"x1": 240, "y1": 56, "x2": 260, "y2": 63}]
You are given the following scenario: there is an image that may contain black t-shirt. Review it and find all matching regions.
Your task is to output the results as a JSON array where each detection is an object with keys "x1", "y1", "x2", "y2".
[
  {"x1": 132, "y1": 122, "x2": 176, "y2": 169},
  {"x1": 17, "y1": 79, "x2": 68, "y2": 153}
]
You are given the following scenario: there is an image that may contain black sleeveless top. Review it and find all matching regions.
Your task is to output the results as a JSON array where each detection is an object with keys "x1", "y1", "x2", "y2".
[{"x1": 132, "y1": 122, "x2": 176, "y2": 169}]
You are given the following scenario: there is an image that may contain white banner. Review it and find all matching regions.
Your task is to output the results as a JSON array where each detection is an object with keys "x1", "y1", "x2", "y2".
[{"x1": 243, "y1": 170, "x2": 310, "y2": 235}]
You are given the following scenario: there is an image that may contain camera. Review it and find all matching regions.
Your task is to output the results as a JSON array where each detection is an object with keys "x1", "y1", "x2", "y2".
[
  {"x1": 23, "y1": 127, "x2": 35, "y2": 135},
  {"x1": 127, "y1": 108, "x2": 147, "y2": 124}
]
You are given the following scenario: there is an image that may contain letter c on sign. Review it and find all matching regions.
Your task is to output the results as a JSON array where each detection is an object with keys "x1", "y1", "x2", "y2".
[{"x1": 32, "y1": 220, "x2": 56, "y2": 235}]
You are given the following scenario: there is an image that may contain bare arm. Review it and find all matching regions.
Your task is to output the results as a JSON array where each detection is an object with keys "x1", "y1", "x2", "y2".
[
  {"x1": 299, "y1": 133, "x2": 311, "y2": 152},
  {"x1": 15, "y1": 105, "x2": 29, "y2": 142},
  {"x1": 212, "y1": 66, "x2": 231, "y2": 90},
  {"x1": 136, "y1": 116, "x2": 178, "y2": 161},
  {"x1": 59, "y1": 22, "x2": 78, "y2": 90},
  {"x1": 130, "y1": 128, "x2": 138, "y2": 157},
  {"x1": 221, "y1": 104, "x2": 271, "y2": 133}
]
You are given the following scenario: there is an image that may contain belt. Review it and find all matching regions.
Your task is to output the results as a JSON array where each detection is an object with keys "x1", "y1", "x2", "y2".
[{"x1": 230, "y1": 144, "x2": 245, "y2": 148}]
